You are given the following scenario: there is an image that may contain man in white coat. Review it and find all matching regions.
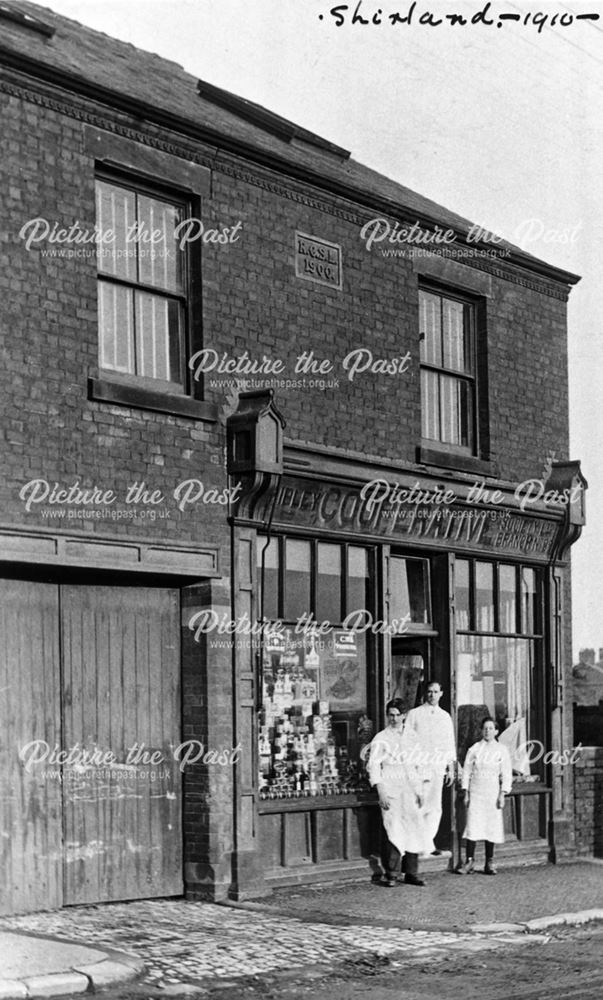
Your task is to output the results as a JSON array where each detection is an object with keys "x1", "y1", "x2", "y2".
[
  {"x1": 367, "y1": 698, "x2": 432, "y2": 887},
  {"x1": 406, "y1": 681, "x2": 456, "y2": 853}
]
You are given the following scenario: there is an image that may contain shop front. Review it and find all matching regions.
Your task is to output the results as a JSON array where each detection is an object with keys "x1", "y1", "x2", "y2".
[{"x1": 226, "y1": 395, "x2": 587, "y2": 895}]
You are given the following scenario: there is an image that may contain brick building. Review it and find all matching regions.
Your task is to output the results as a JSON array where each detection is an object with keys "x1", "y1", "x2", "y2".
[
  {"x1": 573, "y1": 647, "x2": 603, "y2": 754},
  {"x1": 573, "y1": 649, "x2": 603, "y2": 708},
  {"x1": 0, "y1": 0, "x2": 589, "y2": 914}
]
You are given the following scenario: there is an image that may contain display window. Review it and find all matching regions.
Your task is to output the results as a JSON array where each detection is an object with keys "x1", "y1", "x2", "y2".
[
  {"x1": 256, "y1": 536, "x2": 376, "y2": 799},
  {"x1": 455, "y1": 558, "x2": 543, "y2": 778},
  {"x1": 389, "y1": 555, "x2": 432, "y2": 630}
]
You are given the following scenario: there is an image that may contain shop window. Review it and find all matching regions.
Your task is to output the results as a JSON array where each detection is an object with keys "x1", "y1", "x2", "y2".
[
  {"x1": 317, "y1": 543, "x2": 342, "y2": 624},
  {"x1": 389, "y1": 556, "x2": 431, "y2": 630},
  {"x1": 457, "y1": 635, "x2": 533, "y2": 771},
  {"x1": 455, "y1": 559, "x2": 470, "y2": 630},
  {"x1": 521, "y1": 568, "x2": 537, "y2": 634},
  {"x1": 347, "y1": 546, "x2": 370, "y2": 614},
  {"x1": 96, "y1": 177, "x2": 188, "y2": 391},
  {"x1": 257, "y1": 537, "x2": 375, "y2": 799},
  {"x1": 258, "y1": 536, "x2": 279, "y2": 620},
  {"x1": 475, "y1": 561, "x2": 494, "y2": 630},
  {"x1": 284, "y1": 539, "x2": 311, "y2": 621},
  {"x1": 455, "y1": 559, "x2": 542, "y2": 777},
  {"x1": 419, "y1": 287, "x2": 476, "y2": 453},
  {"x1": 499, "y1": 564, "x2": 517, "y2": 632}
]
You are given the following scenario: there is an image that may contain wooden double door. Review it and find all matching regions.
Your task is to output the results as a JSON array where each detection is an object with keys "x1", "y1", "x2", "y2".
[{"x1": 0, "y1": 578, "x2": 183, "y2": 914}]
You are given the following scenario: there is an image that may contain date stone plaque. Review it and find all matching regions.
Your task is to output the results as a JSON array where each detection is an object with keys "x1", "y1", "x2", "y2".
[{"x1": 295, "y1": 232, "x2": 342, "y2": 290}]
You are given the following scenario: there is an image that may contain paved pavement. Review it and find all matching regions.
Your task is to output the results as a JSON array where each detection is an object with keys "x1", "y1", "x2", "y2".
[
  {"x1": 0, "y1": 861, "x2": 601, "y2": 996},
  {"x1": 0, "y1": 929, "x2": 143, "y2": 998},
  {"x1": 0, "y1": 934, "x2": 105, "y2": 980},
  {"x1": 257, "y1": 859, "x2": 603, "y2": 932},
  {"x1": 0, "y1": 900, "x2": 536, "y2": 992}
]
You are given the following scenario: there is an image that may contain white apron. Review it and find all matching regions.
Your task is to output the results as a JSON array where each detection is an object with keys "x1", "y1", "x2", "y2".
[
  {"x1": 367, "y1": 726, "x2": 433, "y2": 855},
  {"x1": 462, "y1": 739, "x2": 513, "y2": 843}
]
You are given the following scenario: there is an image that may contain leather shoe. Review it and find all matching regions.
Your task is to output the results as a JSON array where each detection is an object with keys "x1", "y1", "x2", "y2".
[
  {"x1": 431, "y1": 849, "x2": 442, "y2": 856},
  {"x1": 404, "y1": 874, "x2": 425, "y2": 886},
  {"x1": 380, "y1": 876, "x2": 397, "y2": 888}
]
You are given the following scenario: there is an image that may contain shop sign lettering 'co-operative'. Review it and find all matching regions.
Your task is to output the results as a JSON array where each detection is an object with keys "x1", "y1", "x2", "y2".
[{"x1": 259, "y1": 477, "x2": 558, "y2": 559}]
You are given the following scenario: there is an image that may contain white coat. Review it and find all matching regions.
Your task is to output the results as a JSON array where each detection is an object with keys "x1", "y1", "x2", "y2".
[
  {"x1": 367, "y1": 725, "x2": 433, "y2": 855},
  {"x1": 406, "y1": 703, "x2": 456, "y2": 841},
  {"x1": 462, "y1": 739, "x2": 513, "y2": 843}
]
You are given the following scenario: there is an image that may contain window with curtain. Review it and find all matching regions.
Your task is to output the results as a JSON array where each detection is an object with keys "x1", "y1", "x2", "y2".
[
  {"x1": 419, "y1": 287, "x2": 477, "y2": 453},
  {"x1": 455, "y1": 558, "x2": 542, "y2": 775},
  {"x1": 96, "y1": 177, "x2": 187, "y2": 390}
]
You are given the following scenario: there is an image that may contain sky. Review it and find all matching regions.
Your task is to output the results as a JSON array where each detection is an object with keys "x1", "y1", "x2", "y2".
[{"x1": 31, "y1": 0, "x2": 603, "y2": 658}]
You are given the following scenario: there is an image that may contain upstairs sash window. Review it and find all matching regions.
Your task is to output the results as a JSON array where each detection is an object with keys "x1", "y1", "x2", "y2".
[
  {"x1": 420, "y1": 287, "x2": 477, "y2": 453},
  {"x1": 96, "y1": 178, "x2": 187, "y2": 390}
]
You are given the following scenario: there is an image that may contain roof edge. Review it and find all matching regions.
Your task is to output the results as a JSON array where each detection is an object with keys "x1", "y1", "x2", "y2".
[
  {"x1": 196, "y1": 79, "x2": 351, "y2": 160},
  {"x1": 0, "y1": 44, "x2": 581, "y2": 290}
]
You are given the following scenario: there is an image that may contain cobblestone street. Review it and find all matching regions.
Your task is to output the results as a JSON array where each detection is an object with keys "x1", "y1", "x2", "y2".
[{"x1": 0, "y1": 898, "x2": 538, "y2": 989}]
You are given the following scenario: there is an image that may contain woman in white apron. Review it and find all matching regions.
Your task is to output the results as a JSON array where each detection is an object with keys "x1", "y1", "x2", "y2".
[
  {"x1": 457, "y1": 717, "x2": 513, "y2": 875},
  {"x1": 367, "y1": 698, "x2": 433, "y2": 887}
]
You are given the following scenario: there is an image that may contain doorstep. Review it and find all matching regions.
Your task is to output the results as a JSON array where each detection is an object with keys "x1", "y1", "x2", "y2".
[{"x1": 263, "y1": 840, "x2": 551, "y2": 889}]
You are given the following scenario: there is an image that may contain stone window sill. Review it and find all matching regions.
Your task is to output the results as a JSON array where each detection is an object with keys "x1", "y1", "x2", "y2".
[
  {"x1": 89, "y1": 377, "x2": 218, "y2": 422},
  {"x1": 417, "y1": 444, "x2": 497, "y2": 478}
]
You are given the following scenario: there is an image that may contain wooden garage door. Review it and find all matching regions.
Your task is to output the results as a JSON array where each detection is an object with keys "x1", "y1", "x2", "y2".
[
  {"x1": 0, "y1": 580, "x2": 182, "y2": 911},
  {"x1": 61, "y1": 585, "x2": 183, "y2": 904},
  {"x1": 0, "y1": 580, "x2": 62, "y2": 915}
]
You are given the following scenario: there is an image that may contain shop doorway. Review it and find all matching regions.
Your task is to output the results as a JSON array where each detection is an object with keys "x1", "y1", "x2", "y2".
[
  {"x1": 390, "y1": 636, "x2": 431, "y2": 710},
  {"x1": 390, "y1": 635, "x2": 455, "y2": 851}
]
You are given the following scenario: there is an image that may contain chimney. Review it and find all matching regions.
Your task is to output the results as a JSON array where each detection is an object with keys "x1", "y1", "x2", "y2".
[{"x1": 580, "y1": 648, "x2": 595, "y2": 666}]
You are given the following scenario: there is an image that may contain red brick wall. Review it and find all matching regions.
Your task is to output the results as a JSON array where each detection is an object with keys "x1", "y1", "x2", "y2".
[
  {"x1": 204, "y1": 168, "x2": 570, "y2": 478},
  {"x1": 574, "y1": 747, "x2": 603, "y2": 857},
  {"x1": 0, "y1": 83, "x2": 571, "y2": 539},
  {"x1": 0, "y1": 76, "x2": 576, "y2": 897},
  {"x1": 0, "y1": 89, "x2": 228, "y2": 552},
  {"x1": 0, "y1": 84, "x2": 237, "y2": 901}
]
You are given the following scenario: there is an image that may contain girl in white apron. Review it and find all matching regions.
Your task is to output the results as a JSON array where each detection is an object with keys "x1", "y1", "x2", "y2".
[{"x1": 457, "y1": 717, "x2": 512, "y2": 875}]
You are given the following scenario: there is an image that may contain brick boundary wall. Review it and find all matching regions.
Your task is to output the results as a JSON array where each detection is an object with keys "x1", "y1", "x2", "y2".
[{"x1": 574, "y1": 746, "x2": 603, "y2": 857}]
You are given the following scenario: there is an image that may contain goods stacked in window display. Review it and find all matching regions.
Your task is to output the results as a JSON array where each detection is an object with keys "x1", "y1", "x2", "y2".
[{"x1": 258, "y1": 627, "x2": 371, "y2": 798}]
